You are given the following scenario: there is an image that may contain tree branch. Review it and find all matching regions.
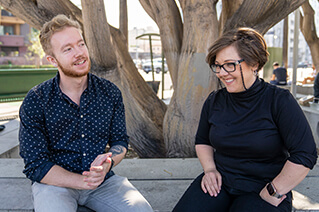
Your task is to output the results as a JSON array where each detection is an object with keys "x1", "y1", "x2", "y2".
[
  {"x1": 81, "y1": 0, "x2": 117, "y2": 68},
  {"x1": 119, "y1": 0, "x2": 128, "y2": 47},
  {"x1": 300, "y1": 0, "x2": 319, "y2": 71},
  {"x1": 147, "y1": 0, "x2": 183, "y2": 87},
  {"x1": 0, "y1": 0, "x2": 51, "y2": 29},
  {"x1": 223, "y1": 0, "x2": 307, "y2": 34},
  {"x1": 139, "y1": 0, "x2": 156, "y2": 22}
]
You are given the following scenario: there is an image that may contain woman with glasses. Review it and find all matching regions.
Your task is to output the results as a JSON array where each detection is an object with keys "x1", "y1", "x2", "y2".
[{"x1": 173, "y1": 27, "x2": 317, "y2": 212}]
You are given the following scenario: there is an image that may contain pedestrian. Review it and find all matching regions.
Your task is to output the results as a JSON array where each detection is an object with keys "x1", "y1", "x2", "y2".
[
  {"x1": 19, "y1": 14, "x2": 153, "y2": 212},
  {"x1": 173, "y1": 27, "x2": 317, "y2": 212},
  {"x1": 270, "y1": 62, "x2": 288, "y2": 85}
]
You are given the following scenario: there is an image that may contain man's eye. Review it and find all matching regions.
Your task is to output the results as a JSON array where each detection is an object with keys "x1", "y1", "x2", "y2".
[{"x1": 64, "y1": 48, "x2": 71, "y2": 52}]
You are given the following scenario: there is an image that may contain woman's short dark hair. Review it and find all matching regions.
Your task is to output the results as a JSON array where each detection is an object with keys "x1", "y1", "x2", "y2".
[{"x1": 206, "y1": 27, "x2": 269, "y2": 72}]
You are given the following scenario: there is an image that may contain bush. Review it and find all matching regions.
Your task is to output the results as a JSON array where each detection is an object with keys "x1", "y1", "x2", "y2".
[{"x1": 0, "y1": 64, "x2": 54, "y2": 69}]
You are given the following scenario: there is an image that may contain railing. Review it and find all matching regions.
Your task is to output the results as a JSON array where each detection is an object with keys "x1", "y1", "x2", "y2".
[{"x1": 0, "y1": 68, "x2": 57, "y2": 102}]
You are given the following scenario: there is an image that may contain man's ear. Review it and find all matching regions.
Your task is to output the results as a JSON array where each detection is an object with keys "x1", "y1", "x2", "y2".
[{"x1": 47, "y1": 55, "x2": 58, "y2": 67}]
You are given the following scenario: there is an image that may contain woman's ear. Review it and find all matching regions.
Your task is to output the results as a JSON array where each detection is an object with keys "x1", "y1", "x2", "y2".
[
  {"x1": 252, "y1": 63, "x2": 259, "y2": 72},
  {"x1": 47, "y1": 55, "x2": 58, "y2": 67}
]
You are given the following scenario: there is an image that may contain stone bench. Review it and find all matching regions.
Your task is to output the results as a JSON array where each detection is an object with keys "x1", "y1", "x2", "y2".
[
  {"x1": 0, "y1": 158, "x2": 201, "y2": 212},
  {"x1": 0, "y1": 158, "x2": 318, "y2": 212},
  {"x1": 0, "y1": 119, "x2": 19, "y2": 158}
]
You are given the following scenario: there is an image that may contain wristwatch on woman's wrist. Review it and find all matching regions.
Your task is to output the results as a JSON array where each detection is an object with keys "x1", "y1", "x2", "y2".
[{"x1": 266, "y1": 182, "x2": 283, "y2": 198}]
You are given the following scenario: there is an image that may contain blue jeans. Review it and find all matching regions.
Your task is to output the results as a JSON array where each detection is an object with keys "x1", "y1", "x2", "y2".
[
  {"x1": 32, "y1": 175, "x2": 153, "y2": 212},
  {"x1": 173, "y1": 173, "x2": 292, "y2": 212}
]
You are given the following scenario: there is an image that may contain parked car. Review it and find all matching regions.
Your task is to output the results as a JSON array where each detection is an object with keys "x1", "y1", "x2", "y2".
[
  {"x1": 142, "y1": 58, "x2": 168, "y2": 74},
  {"x1": 297, "y1": 62, "x2": 309, "y2": 68}
]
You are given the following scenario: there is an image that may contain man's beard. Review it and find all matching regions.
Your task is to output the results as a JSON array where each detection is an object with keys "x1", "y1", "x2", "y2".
[{"x1": 57, "y1": 58, "x2": 91, "y2": 78}]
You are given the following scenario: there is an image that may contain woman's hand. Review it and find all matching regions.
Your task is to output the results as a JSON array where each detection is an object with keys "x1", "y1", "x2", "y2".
[
  {"x1": 259, "y1": 185, "x2": 286, "y2": 207},
  {"x1": 201, "y1": 169, "x2": 222, "y2": 197}
]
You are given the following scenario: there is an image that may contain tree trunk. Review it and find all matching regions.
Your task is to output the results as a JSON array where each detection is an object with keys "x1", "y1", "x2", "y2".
[
  {"x1": 0, "y1": 0, "x2": 167, "y2": 158},
  {"x1": 159, "y1": 0, "x2": 307, "y2": 157},
  {"x1": 283, "y1": 17, "x2": 289, "y2": 69},
  {"x1": 119, "y1": 0, "x2": 128, "y2": 48},
  {"x1": 0, "y1": 0, "x2": 311, "y2": 158},
  {"x1": 300, "y1": 1, "x2": 319, "y2": 71}
]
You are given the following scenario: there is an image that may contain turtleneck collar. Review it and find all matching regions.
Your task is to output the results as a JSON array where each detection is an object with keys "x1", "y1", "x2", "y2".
[{"x1": 229, "y1": 77, "x2": 265, "y2": 100}]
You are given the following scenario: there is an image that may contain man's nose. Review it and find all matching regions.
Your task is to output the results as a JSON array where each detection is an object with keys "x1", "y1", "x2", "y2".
[{"x1": 74, "y1": 46, "x2": 83, "y2": 57}]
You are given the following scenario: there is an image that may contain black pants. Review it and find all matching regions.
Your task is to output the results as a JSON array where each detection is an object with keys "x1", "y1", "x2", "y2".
[{"x1": 173, "y1": 173, "x2": 292, "y2": 212}]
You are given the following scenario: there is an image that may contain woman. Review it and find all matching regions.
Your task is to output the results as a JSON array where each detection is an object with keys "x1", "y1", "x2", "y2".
[{"x1": 173, "y1": 28, "x2": 317, "y2": 212}]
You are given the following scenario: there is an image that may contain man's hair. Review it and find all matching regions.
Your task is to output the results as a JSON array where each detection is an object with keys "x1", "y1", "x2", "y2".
[
  {"x1": 39, "y1": 14, "x2": 82, "y2": 56},
  {"x1": 206, "y1": 27, "x2": 269, "y2": 72},
  {"x1": 273, "y1": 62, "x2": 279, "y2": 66}
]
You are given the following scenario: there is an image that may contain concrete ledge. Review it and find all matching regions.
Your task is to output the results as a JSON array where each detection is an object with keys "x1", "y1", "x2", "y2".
[
  {"x1": 0, "y1": 158, "x2": 318, "y2": 212},
  {"x1": 0, "y1": 119, "x2": 19, "y2": 158}
]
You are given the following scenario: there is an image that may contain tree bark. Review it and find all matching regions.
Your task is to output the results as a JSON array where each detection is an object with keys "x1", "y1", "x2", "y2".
[
  {"x1": 161, "y1": 0, "x2": 307, "y2": 157},
  {"x1": 163, "y1": 0, "x2": 219, "y2": 157},
  {"x1": 0, "y1": 0, "x2": 312, "y2": 158},
  {"x1": 283, "y1": 17, "x2": 289, "y2": 69},
  {"x1": 223, "y1": 0, "x2": 306, "y2": 34},
  {"x1": 300, "y1": 1, "x2": 319, "y2": 71},
  {"x1": 119, "y1": 0, "x2": 128, "y2": 48},
  {"x1": 0, "y1": 0, "x2": 167, "y2": 158},
  {"x1": 81, "y1": 0, "x2": 117, "y2": 68},
  {"x1": 144, "y1": 0, "x2": 183, "y2": 88}
]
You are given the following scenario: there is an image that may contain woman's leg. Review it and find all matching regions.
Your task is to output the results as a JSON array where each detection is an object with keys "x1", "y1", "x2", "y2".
[
  {"x1": 230, "y1": 192, "x2": 292, "y2": 212},
  {"x1": 173, "y1": 173, "x2": 232, "y2": 212}
]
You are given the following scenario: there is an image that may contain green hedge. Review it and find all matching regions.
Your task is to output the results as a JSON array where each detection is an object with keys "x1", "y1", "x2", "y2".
[{"x1": 0, "y1": 64, "x2": 54, "y2": 69}]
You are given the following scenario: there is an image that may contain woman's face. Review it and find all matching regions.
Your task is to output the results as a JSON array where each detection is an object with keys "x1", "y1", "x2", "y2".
[{"x1": 215, "y1": 45, "x2": 257, "y2": 93}]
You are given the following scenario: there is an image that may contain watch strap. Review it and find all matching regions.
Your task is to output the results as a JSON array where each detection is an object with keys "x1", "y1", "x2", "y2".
[
  {"x1": 267, "y1": 182, "x2": 283, "y2": 199},
  {"x1": 108, "y1": 158, "x2": 114, "y2": 172}
]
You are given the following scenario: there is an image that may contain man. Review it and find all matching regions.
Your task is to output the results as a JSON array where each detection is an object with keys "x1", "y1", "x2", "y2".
[
  {"x1": 19, "y1": 14, "x2": 153, "y2": 212},
  {"x1": 270, "y1": 62, "x2": 288, "y2": 85}
]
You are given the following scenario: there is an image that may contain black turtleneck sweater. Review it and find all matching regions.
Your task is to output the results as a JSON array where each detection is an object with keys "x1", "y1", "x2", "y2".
[{"x1": 195, "y1": 78, "x2": 317, "y2": 194}]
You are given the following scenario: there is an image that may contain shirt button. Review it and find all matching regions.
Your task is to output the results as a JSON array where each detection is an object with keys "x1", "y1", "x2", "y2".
[
  {"x1": 81, "y1": 134, "x2": 85, "y2": 138},
  {"x1": 83, "y1": 153, "x2": 86, "y2": 156},
  {"x1": 80, "y1": 115, "x2": 83, "y2": 118}
]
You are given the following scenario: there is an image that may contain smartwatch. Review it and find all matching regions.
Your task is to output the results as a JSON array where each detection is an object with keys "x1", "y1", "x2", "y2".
[{"x1": 266, "y1": 182, "x2": 283, "y2": 198}]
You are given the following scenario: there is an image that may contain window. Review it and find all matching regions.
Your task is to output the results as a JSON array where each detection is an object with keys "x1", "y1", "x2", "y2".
[{"x1": 0, "y1": 25, "x2": 14, "y2": 35}]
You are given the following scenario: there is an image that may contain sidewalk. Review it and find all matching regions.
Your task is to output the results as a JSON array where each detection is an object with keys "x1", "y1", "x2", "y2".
[{"x1": 0, "y1": 102, "x2": 318, "y2": 211}]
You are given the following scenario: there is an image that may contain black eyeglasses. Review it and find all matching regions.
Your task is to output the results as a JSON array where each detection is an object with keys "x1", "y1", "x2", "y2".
[{"x1": 210, "y1": 59, "x2": 245, "y2": 73}]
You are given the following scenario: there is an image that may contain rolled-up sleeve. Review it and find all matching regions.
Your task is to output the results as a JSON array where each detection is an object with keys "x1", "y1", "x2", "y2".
[
  {"x1": 19, "y1": 89, "x2": 55, "y2": 182},
  {"x1": 274, "y1": 90, "x2": 318, "y2": 169}
]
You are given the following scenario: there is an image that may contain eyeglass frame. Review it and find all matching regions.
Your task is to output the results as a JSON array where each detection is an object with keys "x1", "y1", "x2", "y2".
[{"x1": 210, "y1": 59, "x2": 245, "y2": 73}]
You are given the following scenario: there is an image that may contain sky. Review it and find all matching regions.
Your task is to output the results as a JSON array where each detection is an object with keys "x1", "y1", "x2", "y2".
[{"x1": 71, "y1": 0, "x2": 158, "y2": 30}]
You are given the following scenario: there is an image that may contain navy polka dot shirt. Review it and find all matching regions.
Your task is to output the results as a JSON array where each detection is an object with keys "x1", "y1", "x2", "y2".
[{"x1": 19, "y1": 72, "x2": 129, "y2": 182}]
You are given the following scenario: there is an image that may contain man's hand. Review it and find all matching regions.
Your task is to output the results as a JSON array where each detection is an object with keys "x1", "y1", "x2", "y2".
[
  {"x1": 259, "y1": 185, "x2": 286, "y2": 207},
  {"x1": 82, "y1": 153, "x2": 113, "y2": 189},
  {"x1": 201, "y1": 169, "x2": 222, "y2": 197}
]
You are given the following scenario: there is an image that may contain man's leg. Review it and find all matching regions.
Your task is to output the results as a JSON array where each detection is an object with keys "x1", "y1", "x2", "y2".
[
  {"x1": 32, "y1": 182, "x2": 79, "y2": 212},
  {"x1": 81, "y1": 175, "x2": 153, "y2": 212}
]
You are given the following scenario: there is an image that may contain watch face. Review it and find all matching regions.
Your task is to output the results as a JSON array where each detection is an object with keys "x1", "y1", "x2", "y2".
[{"x1": 267, "y1": 183, "x2": 275, "y2": 195}]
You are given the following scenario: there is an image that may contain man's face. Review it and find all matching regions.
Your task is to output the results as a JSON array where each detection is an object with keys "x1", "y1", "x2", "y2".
[{"x1": 49, "y1": 27, "x2": 91, "y2": 78}]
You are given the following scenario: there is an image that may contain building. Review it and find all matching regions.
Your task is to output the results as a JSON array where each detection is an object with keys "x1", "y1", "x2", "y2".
[
  {"x1": 264, "y1": 0, "x2": 319, "y2": 68},
  {"x1": 128, "y1": 26, "x2": 162, "y2": 60},
  {"x1": 0, "y1": 9, "x2": 30, "y2": 58}
]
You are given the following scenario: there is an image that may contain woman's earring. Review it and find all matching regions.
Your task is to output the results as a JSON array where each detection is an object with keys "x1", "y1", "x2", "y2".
[{"x1": 253, "y1": 70, "x2": 258, "y2": 76}]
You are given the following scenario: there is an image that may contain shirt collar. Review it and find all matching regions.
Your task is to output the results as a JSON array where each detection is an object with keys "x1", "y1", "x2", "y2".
[{"x1": 53, "y1": 72, "x2": 93, "y2": 102}]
